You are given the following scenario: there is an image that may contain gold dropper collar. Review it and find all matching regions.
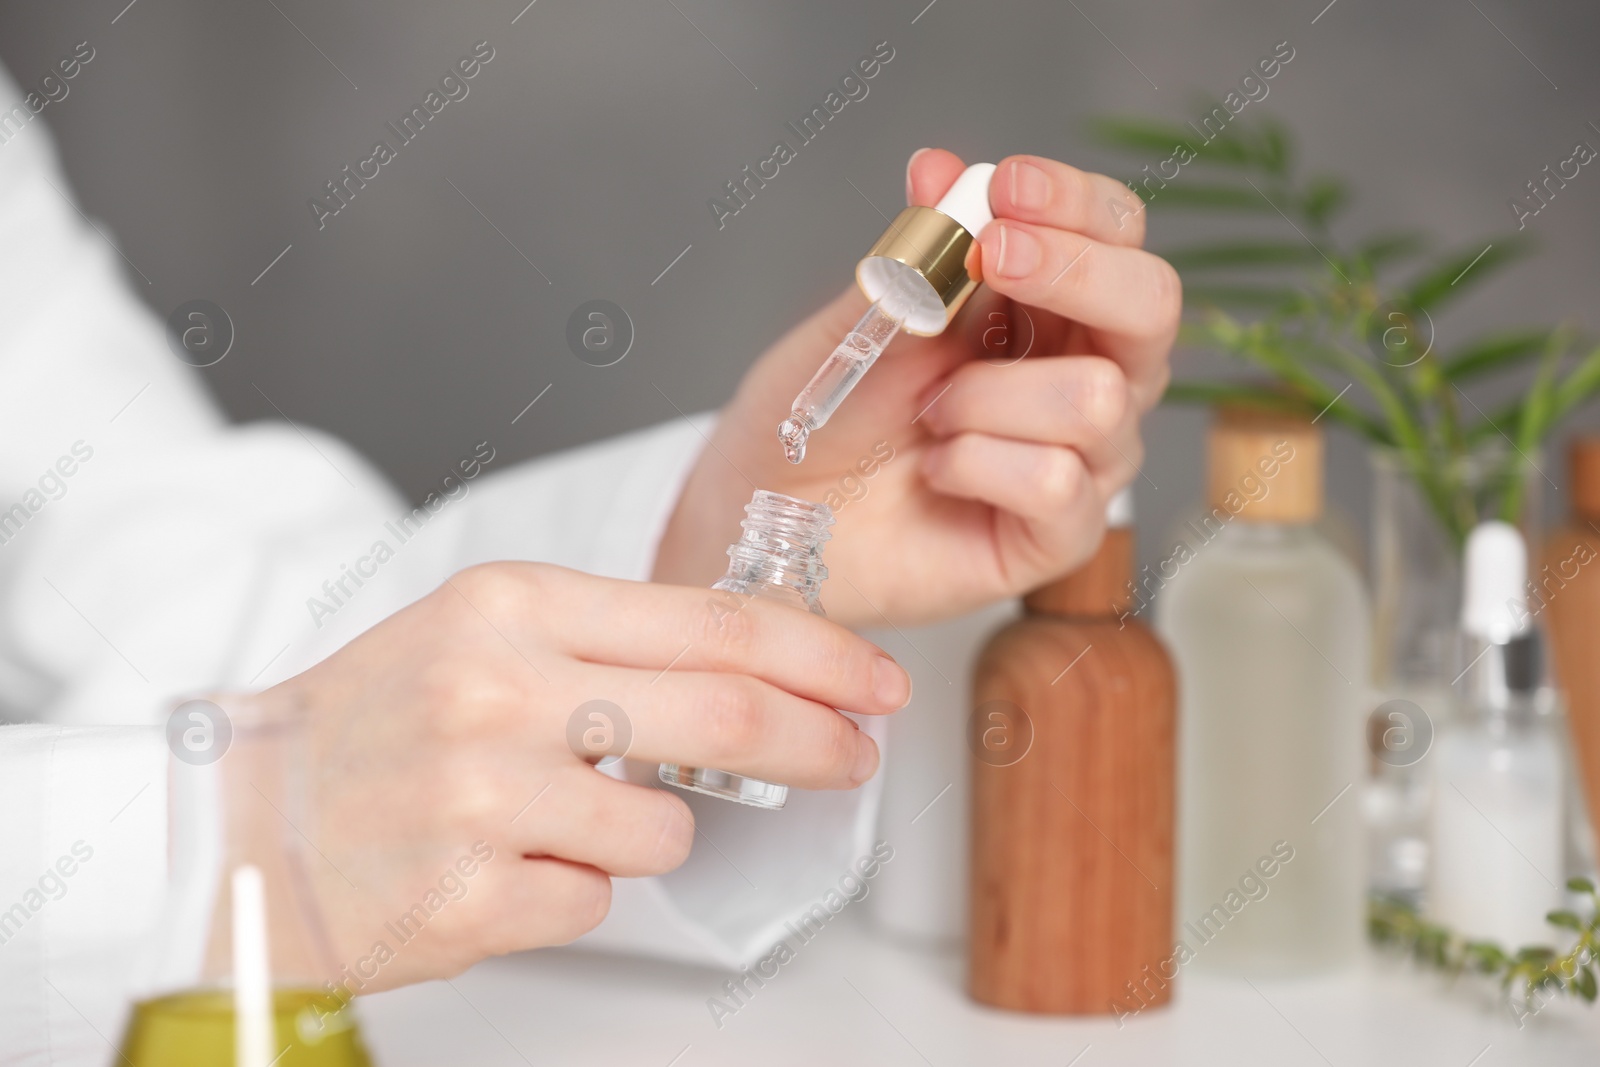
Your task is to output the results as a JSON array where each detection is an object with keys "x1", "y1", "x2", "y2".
[{"x1": 856, "y1": 205, "x2": 982, "y2": 337}]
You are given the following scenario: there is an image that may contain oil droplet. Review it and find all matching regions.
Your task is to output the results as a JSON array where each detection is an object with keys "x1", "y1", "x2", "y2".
[{"x1": 777, "y1": 416, "x2": 809, "y2": 464}]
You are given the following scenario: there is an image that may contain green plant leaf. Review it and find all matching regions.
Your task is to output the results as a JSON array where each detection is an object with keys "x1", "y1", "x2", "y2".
[
  {"x1": 1257, "y1": 117, "x2": 1293, "y2": 176},
  {"x1": 1289, "y1": 337, "x2": 1419, "y2": 449},
  {"x1": 1405, "y1": 238, "x2": 1534, "y2": 312},
  {"x1": 1369, "y1": 892, "x2": 1600, "y2": 1010},
  {"x1": 1204, "y1": 324, "x2": 1393, "y2": 444},
  {"x1": 1464, "y1": 941, "x2": 1509, "y2": 972},
  {"x1": 1186, "y1": 100, "x2": 1267, "y2": 167},
  {"x1": 1442, "y1": 330, "x2": 1554, "y2": 382},
  {"x1": 1464, "y1": 398, "x2": 1523, "y2": 446},
  {"x1": 1087, "y1": 117, "x2": 1207, "y2": 158},
  {"x1": 1548, "y1": 910, "x2": 1585, "y2": 931},
  {"x1": 1552, "y1": 344, "x2": 1600, "y2": 424},
  {"x1": 1088, "y1": 114, "x2": 1259, "y2": 167},
  {"x1": 1520, "y1": 339, "x2": 1564, "y2": 446},
  {"x1": 1357, "y1": 232, "x2": 1430, "y2": 272},
  {"x1": 1301, "y1": 176, "x2": 1348, "y2": 227},
  {"x1": 1363, "y1": 305, "x2": 1436, "y2": 382},
  {"x1": 1569, "y1": 877, "x2": 1598, "y2": 894},
  {"x1": 1164, "y1": 241, "x2": 1325, "y2": 272},
  {"x1": 1183, "y1": 284, "x2": 1307, "y2": 312},
  {"x1": 1088, "y1": 106, "x2": 1589, "y2": 549},
  {"x1": 1498, "y1": 340, "x2": 1562, "y2": 523}
]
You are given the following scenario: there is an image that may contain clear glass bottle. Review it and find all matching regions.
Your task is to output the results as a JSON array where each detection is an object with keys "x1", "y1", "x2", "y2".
[
  {"x1": 1427, "y1": 521, "x2": 1565, "y2": 948},
  {"x1": 117, "y1": 695, "x2": 374, "y2": 1066},
  {"x1": 1157, "y1": 409, "x2": 1369, "y2": 975},
  {"x1": 659, "y1": 490, "x2": 834, "y2": 810}
]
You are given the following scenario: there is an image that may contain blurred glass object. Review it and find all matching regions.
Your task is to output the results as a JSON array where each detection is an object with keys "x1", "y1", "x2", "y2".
[
  {"x1": 1365, "y1": 448, "x2": 1542, "y2": 905},
  {"x1": 117, "y1": 695, "x2": 374, "y2": 1067}
]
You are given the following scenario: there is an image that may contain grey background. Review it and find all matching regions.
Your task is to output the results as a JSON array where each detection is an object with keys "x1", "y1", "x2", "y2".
[{"x1": 4, "y1": 0, "x2": 1598, "y2": 574}]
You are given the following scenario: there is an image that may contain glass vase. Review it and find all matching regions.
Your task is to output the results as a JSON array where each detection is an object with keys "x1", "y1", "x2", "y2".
[
  {"x1": 1365, "y1": 444, "x2": 1542, "y2": 904},
  {"x1": 117, "y1": 694, "x2": 374, "y2": 1067}
]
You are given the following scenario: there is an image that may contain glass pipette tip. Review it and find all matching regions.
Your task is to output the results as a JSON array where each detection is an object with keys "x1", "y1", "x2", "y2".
[{"x1": 776, "y1": 277, "x2": 918, "y2": 464}]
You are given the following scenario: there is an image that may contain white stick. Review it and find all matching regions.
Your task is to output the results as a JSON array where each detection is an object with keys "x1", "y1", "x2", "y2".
[{"x1": 232, "y1": 865, "x2": 273, "y2": 1067}]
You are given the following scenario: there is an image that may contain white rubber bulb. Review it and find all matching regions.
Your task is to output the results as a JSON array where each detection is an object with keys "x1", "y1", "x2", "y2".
[
  {"x1": 1461, "y1": 519, "x2": 1529, "y2": 642},
  {"x1": 934, "y1": 162, "x2": 997, "y2": 237}
]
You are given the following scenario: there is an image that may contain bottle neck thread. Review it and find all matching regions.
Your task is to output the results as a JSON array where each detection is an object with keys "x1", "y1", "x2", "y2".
[{"x1": 721, "y1": 492, "x2": 834, "y2": 607}]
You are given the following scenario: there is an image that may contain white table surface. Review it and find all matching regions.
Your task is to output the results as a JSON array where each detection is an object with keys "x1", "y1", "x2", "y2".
[{"x1": 358, "y1": 910, "x2": 1600, "y2": 1065}]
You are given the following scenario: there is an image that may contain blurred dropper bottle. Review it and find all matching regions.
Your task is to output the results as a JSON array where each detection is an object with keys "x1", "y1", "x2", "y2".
[
  {"x1": 1157, "y1": 408, "x2": 1369, "y2": 975},
  {"x1": 1427, "y1": 521, "x2": 1565, "y2": 946},
  {"x1": 968, "y1": 490, "x2": 1177, "y2": 1013},
  {"x1": 117, "y1": 695, "x2": 374, "y2": 1067},
  {"x1": 777, "y1": 163, "x2": 996, "y2": 463}
]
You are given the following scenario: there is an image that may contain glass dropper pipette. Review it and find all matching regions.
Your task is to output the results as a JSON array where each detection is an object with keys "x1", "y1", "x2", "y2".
[
  {"x1": 776, "y1": 273, "x2": 921, "y2": 463},
  {"x1": 774, "y1": 161, "x2": 998, "y2": 464}
]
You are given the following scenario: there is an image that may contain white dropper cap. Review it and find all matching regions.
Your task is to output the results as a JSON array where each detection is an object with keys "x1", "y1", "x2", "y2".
[
  {"x1": 934, "y1": 162, "x2": 997, "y2": 238},
  {"x1": 1461, "y1": 520, "x2": 1530, "y2": 643},
  {"x1": 1106, "y1": 487, "x2": 1135, "y2": 529}
]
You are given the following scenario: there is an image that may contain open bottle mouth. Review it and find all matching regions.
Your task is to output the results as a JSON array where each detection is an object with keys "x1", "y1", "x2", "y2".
[
  {"x1": 727, "y1": 492, "x2": 834, "y2": 599},
  {"x1": 742, "y1": 490, "x2": 834, "y2": 539}
]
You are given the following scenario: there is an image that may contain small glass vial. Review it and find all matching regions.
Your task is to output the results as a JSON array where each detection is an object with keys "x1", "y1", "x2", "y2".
[{"x1": 659, "y1": 490, "x2": 835, "y2": 810}]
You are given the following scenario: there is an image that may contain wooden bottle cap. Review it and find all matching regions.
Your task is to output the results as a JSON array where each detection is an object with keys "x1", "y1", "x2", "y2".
[
  {"x1": 1570, "y1": 436, "x2": 1600, "y2": 522},
  {"x1": 1207, "y1": 407, "x2": 1322, "y2": 524},
  {"x1": 1024, "y1": 528, "x2": 1134, "y2": 617}
]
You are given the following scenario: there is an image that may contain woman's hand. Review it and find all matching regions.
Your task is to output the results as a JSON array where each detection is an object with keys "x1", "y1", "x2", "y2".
[
  {"x1": 654, "y1": 149, "x2": 1180, "y2": 627},
  {"x1": 266, "y1": 561, "x2": 910, "y2": 991}
]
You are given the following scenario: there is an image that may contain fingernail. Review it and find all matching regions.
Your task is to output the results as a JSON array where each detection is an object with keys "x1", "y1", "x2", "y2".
[
  {"x1": 905, "y1": 147, "x2": 931, "y2": 204},
  {"x1": 874, "y1": 656, "x2": 912, "y2": 709},
  {"x1": 990, "y1": 223, "x2": 1041, "y2": 279},
  {"x1": 1009, "y1": 159, "x2": 1050, "y2": 211},
  {"x1": 852, "y1": 733, "x2": 881, "y2": 784}
]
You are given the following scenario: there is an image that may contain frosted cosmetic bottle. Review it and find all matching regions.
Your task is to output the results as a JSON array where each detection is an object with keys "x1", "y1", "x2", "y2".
[
  {"x1": 1427, "y1": 521, "x2": 1564, "y2": 947},
  {"x1": 1157, "y1": 408, "x2": 1369, "y2": 974},
  {"x1": 659, "y1": 490, "x2": 835, "y2": 810}
]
